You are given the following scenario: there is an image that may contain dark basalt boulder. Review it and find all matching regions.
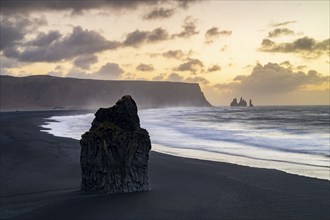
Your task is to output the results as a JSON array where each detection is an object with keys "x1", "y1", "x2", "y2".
[{"x1": 80, "y1": 95, "x2": 151, "y2": 193}]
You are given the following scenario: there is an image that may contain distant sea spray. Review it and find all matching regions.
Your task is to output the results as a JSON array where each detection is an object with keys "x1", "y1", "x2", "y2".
[{"x1": 41, "y1": 106, "x2": 330, "y2": 180}]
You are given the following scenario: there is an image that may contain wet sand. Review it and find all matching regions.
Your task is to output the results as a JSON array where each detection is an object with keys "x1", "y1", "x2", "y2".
[{"x1": 0, "y1": 111, "x2": 329, "y2": 219}]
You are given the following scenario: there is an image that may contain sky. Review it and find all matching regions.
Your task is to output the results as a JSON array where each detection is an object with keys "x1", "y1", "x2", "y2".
[{"x1": 1, "y1": 0, "x2": 329, "y2": 105}]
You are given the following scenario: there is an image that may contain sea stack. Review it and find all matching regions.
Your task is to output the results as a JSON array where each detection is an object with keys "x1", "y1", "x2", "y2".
[
  {"x1": 80, "y1": 95, "x2": 151, "y2": 193},
  {"x1": 230, "y1": 97, "x2": 247, "y2": 107},
  {"x1": 249, "y1": 99, "x2": 254, "y2": 107}
]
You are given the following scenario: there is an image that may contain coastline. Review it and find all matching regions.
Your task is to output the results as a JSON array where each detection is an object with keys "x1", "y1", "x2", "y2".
[
  {"x1": 151, "y1": 144, "x2": 330, "y2": 181},
  {"x1": 0, "y1": 110, "x2": 329, "y2": 219}
]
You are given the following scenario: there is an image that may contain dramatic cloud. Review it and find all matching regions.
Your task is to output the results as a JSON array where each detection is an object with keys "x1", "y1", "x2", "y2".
[
  {"x1": 268, "y1": 28, "x2": 294, "y2": 38},
  {"x1": 28, "y1": 31, "x2": 61, "y2": 46},
  {"x1": 136, "y1": 63, "x2": 154, "y2": 72},
  {"x1": 173, "y1": 58, "x2": 204, "y2": 74},
  {"x1": 123, "y1": 28, "x2": 169, "y2": 47},
  {"x1": 0, "y1": 15, "x2": 47, "y2": 51},
  {"x1": 259, "y1": 37, "x2": 330, "y2": 58},
  {"x1": 172, "y1": 16, "x2": 199, "y2": 38},
  {"x1": 4, "y1": 26, "x2": 120, "y2": 62},
  {"x1": 74, "y1": 54, "x2": 98, "y2": 69},
  {"x1": 205, "y1": 27, "x2": 232, "y2": 44},
  {"x1": 214, "y1": 63, "x2": 329, "y2": 96},
  {"x1": 207, "y1": 65, "x2": 221, "y2": 72},
  {"x1": 1, "y1": 0, "x2": 199, "y2": 15},
  {"x1": 270, "y1": 20, "x2": 297, "y2": 27},
  {"x1": 143, "y1": 7, "x2": 176, "y2": 20}
]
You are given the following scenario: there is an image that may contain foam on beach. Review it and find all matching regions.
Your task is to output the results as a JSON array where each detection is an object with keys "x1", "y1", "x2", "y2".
[{"x1": 41, "y1": 106, "x2": 330, "y2": 180}]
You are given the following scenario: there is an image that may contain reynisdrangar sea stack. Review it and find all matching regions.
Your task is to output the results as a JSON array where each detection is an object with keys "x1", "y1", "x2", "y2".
[{"x1": 80, "y1": 95, "x2": 151, "y2": 193}]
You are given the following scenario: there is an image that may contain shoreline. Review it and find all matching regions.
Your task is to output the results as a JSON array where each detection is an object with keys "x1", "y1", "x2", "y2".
[
  {"x1": 1, "y1": 110, "x2": 329, "y2": 219},
  {"x1": 151, "y1": 144, "x2": 330, "y2": 181},
  {"x1": 40, "y1": 109, "x2": 330, "y2": 181}
]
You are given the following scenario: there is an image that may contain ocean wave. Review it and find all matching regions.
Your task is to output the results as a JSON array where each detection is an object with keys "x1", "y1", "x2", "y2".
[{"x1": 41, "y1": 106, "x2": 330, "y2": 180}]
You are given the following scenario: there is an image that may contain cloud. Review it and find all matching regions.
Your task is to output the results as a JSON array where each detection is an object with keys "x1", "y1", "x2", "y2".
[
  {"x1": 74, "y1": 54, "x2": 98, "y2": 69},
  {"x1": 1, "y1": 0, "x2": 201, "y2": 15},
  {"x1": 0, "y1": 68, "x2": 14, "y2": 76},
  {"x1": 207, "y1": 65, "x2": 221, "y2": 72},
  {"x1": 214, "y1": 63, "x2": 329, "y2": 96},
  {"x1": 173, "y1": 58, "x2": 204, "y2": 74},
  {"x1": 152, "y1": 73, "x2": 167, "y2": 81},
  {"x1": 96, "y1": 62, "x2": 124, "y2": 79},
  {"x1": 220, "y1": 45, "x2": 227, "y2": 52},
  {"x1": 123, "y1": 27, "x2": 169, "y2": 47},
  {"x1": 162, "y1": 50, "x2": 185, "y2": 59},
  {"x1": 152, "y1": 72, "x2": 209, "y2": 84},
  {"x1": 28, "y1": 31, "x2": 61, "y2": 46},
  {"x1": 4, "y1": 26, "x2": 120, "y2": 62},
  {"x1": 270, "y1": 20, "x2": 297, "y2": 27},
  {"x1": 47, "y1": 71, "x2": 64, "y2": 77},
  {"x1": 205, "y1": 27, "x2": 232, "y2": 44},
  {"x1": 66, "y1": 68, "x2": 91, "y2": 79},
  {"x1": 66, "y1": 62, "x2": 124, "y2": 80},
  {"x1": 177, "y1": 0, "x2": 201, "y2": 9},
  {"x1": 279, "y1": 61, "x2": 292, "y2": 69},
  {"x1": 268, "y1": 28, "x2": 294, "y2": 38},
  {"x1": 172, "y1": 16, "x2": 199, "y2": 38},
  {"x1": 136, "y1": 63, "x2": 154, "y2": 72},
  {"x1": 162, "y1": 49, "x2": 193, "y2": 60},
  {"x1": 0, "y1": 56, "x2": 21, "y2": 68},
  {"x1": 0, "y1": 15, "x2": 47, "y2": 51},
  {"x1": 143, "y1": 7, "x2": 176, "y2": 20},
  {"x1": 167, "y1": 73, "x2": 184, "y2": 82},
  {"x1": 152, "y1": 72, "x2": 184, "y2": 82},
  {"x1": 186, "y1": 76, "x2": 209, "y2": 84},
  {"x1": 259, "y1": 37, "x2": 330, "y2": 58}
]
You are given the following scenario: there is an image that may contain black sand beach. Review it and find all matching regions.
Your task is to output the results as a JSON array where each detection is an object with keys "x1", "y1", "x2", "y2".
[{"x1": 0, "y1": 111, "x2": 329, "y2": 220}]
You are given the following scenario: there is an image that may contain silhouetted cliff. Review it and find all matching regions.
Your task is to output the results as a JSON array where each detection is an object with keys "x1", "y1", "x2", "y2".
[{"x1": 0, "y1": 75, "x2": 211, "y2": 111}]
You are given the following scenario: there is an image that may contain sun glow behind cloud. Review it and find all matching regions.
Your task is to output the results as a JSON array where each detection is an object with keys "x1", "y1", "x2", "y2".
[{"x1": 1, "y1": 0, "x2": 329, "y2": 105}]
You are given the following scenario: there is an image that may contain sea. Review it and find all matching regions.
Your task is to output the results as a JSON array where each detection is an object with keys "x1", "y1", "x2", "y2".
[{"x1": 41, "y1": 106, "x2": 330, "y2": 180}]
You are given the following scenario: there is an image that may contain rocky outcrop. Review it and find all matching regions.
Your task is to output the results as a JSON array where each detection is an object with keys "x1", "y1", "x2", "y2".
[
  {"x1": 80, "y1": 95, "x2": 151, "y2": 193},
  {"x1": 249, "y1": 99, "x2": 254, "y2": 107},
  {"x1": 0, "y1": 75, "x2": 211, "y2": 110},
  {"x1": 230, "y1": 97, "x2": 248, "y2": 107}
]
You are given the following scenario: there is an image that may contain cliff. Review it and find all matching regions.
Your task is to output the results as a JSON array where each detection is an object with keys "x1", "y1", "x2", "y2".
[{"x1": 0, "y1": 75, "x2": 211, "y2": 111}]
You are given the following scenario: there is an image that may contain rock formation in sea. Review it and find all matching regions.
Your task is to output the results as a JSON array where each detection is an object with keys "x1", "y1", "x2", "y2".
[
  {"x1": 80, "y1": 95, "x2": 151, "y2": 193},
  {"x1": 230, "y1": 97, "x2": 248, "y2": 107},
  {"x1": 249, "y1": 99, "x2": 254, "y2": 107}
]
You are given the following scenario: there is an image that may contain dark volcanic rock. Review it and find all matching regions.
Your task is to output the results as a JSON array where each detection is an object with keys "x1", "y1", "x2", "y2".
[
  {"x1": 80, "y1": 95, "x2": 151, "y2": 193},
  {"x1": 230, "y1": 97, "x2": 248, "y2": 107},
  {"x1": 249, "y1": 99, "x2": 254, "y2": 107}
]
